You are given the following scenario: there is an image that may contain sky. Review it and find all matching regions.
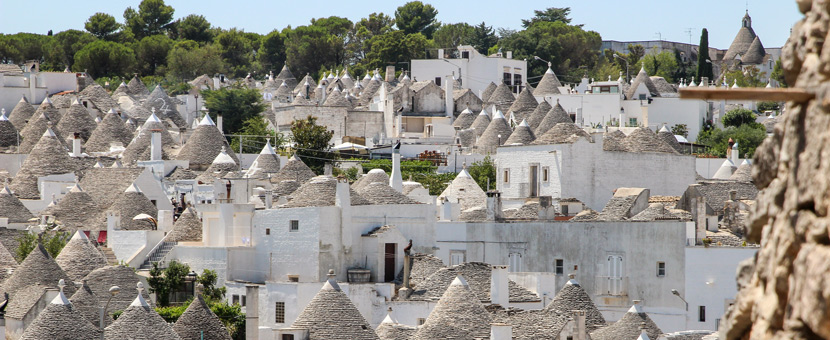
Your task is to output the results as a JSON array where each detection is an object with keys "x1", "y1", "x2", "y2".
[{"x1": 0, "y1": 0, "x2": 802, "y2": 49}]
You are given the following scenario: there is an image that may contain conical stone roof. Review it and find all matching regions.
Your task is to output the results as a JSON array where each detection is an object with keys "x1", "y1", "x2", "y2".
[
  {"x1": 730, "y1": 160, "x2": 753, "y2": 182},
  {"x1": 625, "y1": 67, "x2": 660, "y2": 100},
  {"x1": 724, "y1": 13, "x2": 758, "y2": 61},
  {"x1": 195, "y1": 148, "x2": 238, "y2": 183},
  {"x1": 0, "y1": 241, "x2": 18, "y2": 283},
  {"x1": 476, "y1": 110, "x2": 513, "y2": 152},
  {"x1": 96, "y1": 183, "x2": 159, "y2": 231},
  {"x1": 167, "y1": 207, "x2": 202, "y2": 242},
  {"x1": 274, "y1": 81, "x2": 293, "y2": 103},
  {"x1": 470, "y1": 109, "x2": 491, "y2": 137},
  {"x1": 104, "y1": 283, "x2": 180, "y2": 340},
  {"x1": 507, "y1": 86, "x2": 538, "y2": 123},
  {"x1": 143, "y1": 85, "x2": 187, "y2": 129},
  {"x1": 270, "y1": 154, "x2": 316, "y2": 184},
  {"x1": 8, "y1": 96, "x2": 35, "y2": 131},
  {"x1": 453, "y1": 108, "x2": 476, "y2": 129},
  {"x1": 535, "y1": 66, "x2": 563, "y2": 95},
  {"x1": 275, "y1": 65, "x2": 298, "y2": 88},
  {"x1": 177, "y1": 114, "x2": 238, "y2": 169},
  {"x1": 285, "y1": 176, "x2": 371, "y2": 207},
  {"x1": 245, "y1": 141, "x2": 281, "y2": 179},
  {"x1": 631, "y1": 203, "x2": 679, "y2": 221},
  {"x1": 480, "y1": 82, "x2": 497, "y2": 103},
  {"x1": 0, "y1": 184, "x2": 35, "y2": 223},
  {"x1": 411, "y1": 276, "x2": 492, "y2": 340},
  {"x1": 79, "y1": 83, "x2": 119, "y2": 113},
  {"x1": 56, "y1": 99, "x2": 97, "y2": 142},
  {"x1": 55, "y1": 231, "x2": 107, "y2": 281},
  {"x1": 32, "y1": 97, "x2": 62, "y2": 124},
  {"x1": 624, "y1": 127, "x2": 677, "y2": 153},
  {"x1": 111, "y1": 82, "x2": 132, "y2": 101},
  {"x1": 173, "y1": 294, "x2": 232, "y2": 340},
  {"x1": 85, "y1": 109, "x2": 134, "y2": 152},
  {"x1": 526, "y1": 99, "x2": 552, "y2": 131},
  {"x1": 439, "y1": 169, "x2": 486, "y2": 211},
  {"x1": 603, "y1": 130, "x2": 629, "y2": 152},
  {"x1": 83, "y1": 265, "x2": 152, "y2": 321},
  {"x1": 68, "y1": 280, "x2": 102, "y2": 326},
  {"x1": 590, "y1": 303, "x2": 663, "y2": 340},
  {"x1": 545, "y1": 277, "x2": 607, "y2": 331},
  {"x1": 352, "y1": 169, "x2": 390, "y2": 192},
  {"x1": 291, "y1": 278, "x2": 380, "y2": 340},
  {"x1": 533, "y1": 123, "x2": 591, "y2": 145},
  {"x1": 712, "y1": 159, "x2": 738, "y2": 180},
  {"x1": 323, "y1": 87, "x2": 351, "y2": 107},
  {"x1": 128, "y1": 76, "x2": 151, "y2": 99},
  {"x1": 358, "y1": 78, "x2": 382, "y2": 106},
  {"x1": 121, "y1": 111, "x2": 177, "y2": 165},
  {"x1": 10, "y1": 129, "x2": 74, "y2": 199},
  {"x1": 294, "y1": 74, "x2": 317, "y2": 94},
  {"x1": 741, "y1": 36, "x2": 766, "y2": 64},
  {"x1": 20, "y1": 285, "x2": 102, "y2": 340},
  {"x1": 485, "y1": 82, "x2": 516, "y2": 112},
  {"x1": 535, "y1": 100, "x2": 573, "y2": 136},
  {"x1": 18, "y1": 110, "x2": 64, "y2": 154},
  {"x1": 657, "y1": 126, "x2": 683, "y2": 153},
  {"x1": 2, "y1": 244, "x2": 76, "y2": 297},
  {"x1": 504, "y1": 120, "x2": 536, "y2": 145},
  {"x1": 358, "y1": 182, "x2": 421, "y2": 205}
]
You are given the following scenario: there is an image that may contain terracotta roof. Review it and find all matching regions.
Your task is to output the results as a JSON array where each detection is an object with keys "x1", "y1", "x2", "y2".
[
  {"x1": 439, "y1": 169, "x2": 486, "y2": 211},
  {"x1": 104, "y1": 283, "x2": 180, "y2": 340},
  {"x1": 411, "y1": 276, "x2": 492, "y2": 340},
  {"x1": 535, "y1": 100, "x2": 572, "y2": 136},
  {"x1": 8, "y1": 96, "x2": 35, "y2": 131},
  {"x1": 285, "y1": 176, "x2": 370, "y2": 207},
  {"x1": 291, "y1": 277, "x2": 380, "y2": 340},
  {"x1": 526, "y1": 99, "x2": 552, "y2": 131},
  {"x1": 270, "y1": 155, "x2": 316, "y2": 184},
  {"x1": 10, "y1": 129, "x2": 75, "y2": 199},
  {"x1": 534, "y1": 67, "x2": 563, "y2": 95},
  {"x1": 590, "y1": 303, "x2": 663, "y2": 340},
  {"x1": 167, "y1": 207, "x2": 202, "y2": 242},
  {"x1": 177, "y1": 114, "x2": 239, "y2": 169},
  {"x1": 533, "y1": 123, "x2": 592, "y2": 145},
  {"x1": 55, "y1": 231, "x2": 107, "y2": 281},
  {"x1": 20, "y1": 286, "x2": 102, "y2": 340},
  {"x1": 173, "y1": 294, "x2": 232, "y2": 340}
]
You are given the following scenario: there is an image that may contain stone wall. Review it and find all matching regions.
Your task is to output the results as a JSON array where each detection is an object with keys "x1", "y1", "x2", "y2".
[{"x1": 722, "y1": 1, "x2": 830, "y2": 338}]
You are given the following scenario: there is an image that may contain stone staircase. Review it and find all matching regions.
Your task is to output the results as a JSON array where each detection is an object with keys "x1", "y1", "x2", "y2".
[
  {"x1": 100, "y1": 247, "x2": 118, "y2": 265},
  {"x1": 139, "y1": 241, "x2": 177, "y2": 270}
]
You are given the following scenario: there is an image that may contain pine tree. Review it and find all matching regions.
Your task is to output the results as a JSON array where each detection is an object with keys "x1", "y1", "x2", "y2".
[{"x1": 696, "y1": 28, "x2": 713, "y2": 82}]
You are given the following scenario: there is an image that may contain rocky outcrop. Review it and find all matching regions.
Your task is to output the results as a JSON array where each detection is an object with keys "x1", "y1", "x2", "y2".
[{"x1": 721, "y1": 2, "x2": 830, "y2": 339}]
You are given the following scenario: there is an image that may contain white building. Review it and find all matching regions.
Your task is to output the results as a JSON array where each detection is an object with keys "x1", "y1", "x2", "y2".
[{"x1": 411, "y1": 45, "x2": 527, "y2": 97}]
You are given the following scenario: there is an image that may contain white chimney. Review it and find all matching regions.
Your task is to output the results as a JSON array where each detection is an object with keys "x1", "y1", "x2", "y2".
[
  {"x1": 72, "y1": 134, "x2": 82, "y2": 157},
  {"x1": 385, "y1": 66, "x2": 396, "y2": 82},
  {"x1": 157, "y1": 210, "x2": 173, "y2": 232},
  {"x1": 490, "y1": 265, "x2": 509, "y2": 307},
  {"x1": 106, "y1": 211, "x2": 120, "y2": 230},
  {"x1": 486, "y1": 191, "x2": 502, "y2": 221},
  {"x1": 217, "y1": 115, "x2": 223, "y2": 133},
  {"x1": 245, "y1": 285, "x2": 259, "y2": 340},
  {"x1": 390, "y1": 142, "x2": 403, "y2": 192},
  {"x1": 324, "y1": 163, "x2": 333, "y2": 176},
  {"x1": 264, "y1": 190, "x2": 273, "y2": 209},
  {"x1": 445, "y1": 76, "x2": 454, "y2": 119},
  {"x1": 150, "y1": 132, "x2": 162, "y2": 161},
  {"x1": 506, "y1": 51, "x2": 513, "y2": 59},
  {"x1": 437, "y1": 49, "x2": 444, "y2": 59},
  {"x1": 490, "y1": 323, "x2": 512, "y2": 340},
  {"x1": 731, "y1": 142, "x2": 740, "y2": 165},
  {"x1": 573, "y1": 310, "x2": 587, "y2": 340}
]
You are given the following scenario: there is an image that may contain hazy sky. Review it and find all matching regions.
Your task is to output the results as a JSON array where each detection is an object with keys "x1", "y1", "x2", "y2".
[{"x1": 0, "y1": 0, "x2": 802, "y2": 49}]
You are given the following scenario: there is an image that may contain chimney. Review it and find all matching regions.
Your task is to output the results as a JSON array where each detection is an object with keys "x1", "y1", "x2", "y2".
[
  {"x1": 324, "y1": 163, "x2": 333, "y2": 176},
  {"x1": 490, "y1": 323, "x2": 512, "y2": 340},
  {"x1": 729, "y1": 190, "x2": 737, "y2": 201},
  {"x1": 731, "y1": 141, "x2": 740, "y2": 165},
  {"x1": 701, "y1": 77, "x2": 709, "y2": 87},
  {"x1": 385, "y1": 66, "x2": 396, "y2": 82},
  {"x1": 265, "y1": 189, "x2": 273, "y2": 209},
  {"x1": 445, "y1": 76, "x2": 454, "y2": 119},
  {"x1": 490, "y1": 265, "x2": 509, "y2": 307},
  {"x1": 106, "y1": 211, "x2": 120, "y2": 230},
  {"x1": 245, "y1": 285, "x2": 259, "y2": 340},
  {"x1": 389, "y1": 142, "x2": 403, "y2": 192},
  {"x1": 217, "y1": 115, "x2": 223, "y2": 133},
  {"x1": 400, "y1": 248, "x2": 413, "y2": 299},
  {"x1": 150, "y1": 132, "x2": 162, "y2": 161},
  {"x1": 486, "y1": 191, "x2": 502, "y2": 221},
  {"x1": 157, "y1": 210, "x2": 173, "y2": 232},
  {"x1": 573, "y1": 310, "x2": 587, "y2": 340},
  {"x1": 72, "y1": 132, "x2": 82, "y2": 157},
  {"x1": 506, "y1": 51, "x2": 513, "y2": 59},
  {"x1": 437, "y1": 49, "x2": 444, "y2": 59},
  {"x1": 440, "y1": 197, "x2": 455, "y2": 221}
]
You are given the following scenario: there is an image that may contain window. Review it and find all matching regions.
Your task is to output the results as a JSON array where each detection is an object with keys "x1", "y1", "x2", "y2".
[
  {"x1": 434, "y1": 77, "x2": 442, "y2": 86},
  {"x1": 513, "y1": 73, "x2": 522, "y2": 87},
  {"x1": 509, "y1": 252, "x2": 522, "y2": 272},
  {"x1": 282, "y1": 335, "x2": 295, "y2": 340},
  {"x1": 639, "y1": 93, "x2": 647, "y2": 100},
  {"x1": 288, "y1": 275, "x2": 299, "y2": 282},
  {"x1": 503, "y1": 72, "x2": 512, "y2": 85},
  {"x1": 265, "y1": 228, "x2": 270, "y2": 235},
  {"x1": 450, "y1": 250, "x2": 466, "y2": 266},
  {"x1": 417, "y1": 318, "x2": 426, "y2": 325},
  {"x1": 542, "y1": 167, "x2": 549, "y2": 182},
  {"x1": 461, "y1": 51, "x2": 470, "y2": 59},
  {"x1": 555, "y1": 259, "x2": 564, "y2": 275},
  {"x1": 241, "y1": 295, "x2": 247, "y2": 307},
  {"x1": 275, "y1": 302, "x2": 286, "y2": 323},
  {"x1": 503, "y1": 169, "x2": 510, "y2": 183},
  {"x1": 232, "y1": 295, "x2": 239, "y2": 305},
  {"x1": 657, "y1": 262, "x2": 666, "y2": 277},
  {"x1": 698, "y1": 305, "x2": 706, "y2": 322},
  {"x1": 561, "y1": 204, "x2": 569, "y2": 215},
  {"x1": 289, "y1": 220, "x2": 299, "y2": 232},
  {"x1": 629, "y1": 118, "x2": 638, "y2": 127}
]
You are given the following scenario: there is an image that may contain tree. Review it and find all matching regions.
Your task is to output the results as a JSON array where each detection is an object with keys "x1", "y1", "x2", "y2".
[
  {"x1": 360, "y1": 31, "x2": 427, "y2": 71},
  {"x1": 167, "y1": 41, "x2": 226, "y2": 80},
  {"x1": 124, "y1": 0, "x2": 175, "y2": 39},
  {"x1": 135, "y1": 34, "x2": 173, "y2": 75},
  {"x1": 771, "y1": 59, "x2": 787, "y2": 87},
  {"x1": 197, "y1": 269, "x2": 226, "y2": 301},
  {"x1": 155, "y1": 298, "x2": 245, "y2": 339},
  {"x1": 696, "y1": 28, "x2": 713, "y2": 81},
  {"x1": 284, "y1": 25, "x2": 340, "y2": 79},
  {"x1": 0, "y1": 34, "x2": 23, "y2": 64},
  {"x1": 521, "y1": 7, "x2": 578, "y2": 28},
  {"x1": 722, "y1": 108, "x2": 757, "y2": 128},
  {"x1": 147, "y1": 260, "x2": 190, "y2": 307},
  {"x1": 214, "y1": 29, "x2": 254, "y2": 78},
  {"x1": 14, "y1": 231, "x2": 69, "y2": 262},
  {"x1": 757, "y1": 101, "x2": 780, "y2": 112},
  {"x1": 395, "y1": 1, "x2": 440, "y2": 39},
  {"x1": 290, "y1": 116, "x2": 334, "y2": 174},
  {"x1": 230, "y1": 116, "x2": 285, "y2": 154},
  {"x1": 640, "y1": 49, "x2": 678, "y2": 82},
  {"x1": 73, "y1": 40, "x2": 136, "y2": 78},
  {"x1": 176, "y1": 14, "x2": 213, "y2": 43},
  {"x1": 467, "y1": 156, "x2": 496, "y2": 192},
  {"x1": 43, "y1": 30, "x2": 96, "y2": 70},
  {"x1": 725, "y1": 65, "x2": 766, "y2": 88},
  {"x1": 258, "y1": 30, "x2": 286, "y2": 73},
  {"x1": 498, "y1": 21, "x2": 602, "y2": 82},
  {"x1": 696, "y1": 124, "x2": 766, "y2": 158},
  {"x1": 433, "y1": 23, "x2": 474, "y2": 48},
  {"x1": 201, "y1": 87, "x2": 266, "y2": 134},
  {"x1": 469, "y1": 22, "x2": 498, "y2": 55},
  {"x1": 671, "y1": 124, "x2": 689, "y2": 138},
  {"x1": 85, "y1": 13, "x2": 120, "y2": 40},
  {"x1": 349, "y1": 12, "x2": 396, "y2": 63}
]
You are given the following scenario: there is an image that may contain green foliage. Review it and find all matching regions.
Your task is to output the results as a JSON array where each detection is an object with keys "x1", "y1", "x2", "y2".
[
  {"x1": 197, "y1": 269, "x2": 226, "y2": 301},
  {"x1": 354, "y1": 158, "x2": 458, "y2": 195},
  {"x1": 361, "y1": 31, "x2": 427, "y2": 71},
  {"x1": 43, "y1": 30, "x2": 96, "y2": 70},
  {"x1": 73, "y1": 40, "x2": 136, "y2": 78},
  {"x1": 469, "y1": 22, "x2": 498, "y2": 55},
  {"x1": 284, "y1": 25, "x2": 341, "y2": 79},
  {"x1": 215, "y1": 29, "x2": 254, "y2": 78},
  {"x1": 771, "y1": 59, "x2": 787, "y2": 88},
  {"x1": 724, "y1": 65, "x2": 766, "y2": 88},
  {"x1": 85, "y1": 12, "x2": 121, "y2": 40},
  {"x1": 640, "y1": 49, "x2": 678, "y2": 82},
  {"x1": 14, "y1": 231, "x2": 69, "y2": 262},
  {"x1": 467, "y1": 156, "x2": 496, "y2": 192},
  {"x1": 258, "y1": 30, "x2": 286, "y2": 73},
  {"x1": 0, "y1": 33, "x2": 51, "y2": 64},
  {"x1": 124, "y1": 0, "x2": 175, "y2": 39},
  {"x1": 155, "y1": 298, "x2": 245, "y2": 339},
  {"x1": 155, "y1": 303, "x2": 188, "y2": 322},
  {"x1": 757, "y1": 101, "x2": 780, "y2": 112},
  {"x1": 167, "y1": 41, "x2": 226, "y2": 80},
  {"x1": 432, "y1": 23, "x2": 474, "y2": 48},
  {"x1": 696, "y1": 28, "x2": 713, "y2": 81},
  {"x1": 136, "y1": 35, "x2": 173, "y2": 75},
  {"x1": 671, "y1": 124, "x2": 689, "y2": 138},
  {"x1": 395, "y1": 1, "x2": 440, "y2": 39},
  {"x1": 722, "y1": 108, "x2": 757, "y2": 128},
  {"x1": 350, "y1": 13, "x2": 396, "y2": 61},
  {"x1": 201, "y1": 87, "x2": 266, "y2": 134},
  {"x1": 229, "y1": 116, "x2": 285, "y2": 154},
  {"x1": 521, "y1": 7, "x2": 578, "y2": 28},
  {"x1": 696, "y1": 124, "x2": 767, "y2": 158},
  {"x1": 147, "y1": 260, "x2": 190, "y2": 307},
  {"x1": 290, "y1": 116, "x2": 334, "y2": 174},
  {"x1": 418, "y1": 173, "x2": 456, "y2": 195},
  {"x1": 176, "y1": 14, "x2": 213, "y2": 43}
]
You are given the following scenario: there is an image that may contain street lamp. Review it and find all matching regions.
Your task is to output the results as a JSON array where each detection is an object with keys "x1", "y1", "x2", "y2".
[
  {"x1": 100, "y1": 285, "x2": 121, "y2": 337},
  {"x1": 671, "y1": 289, "x2": 688, "y2": 311},
  {"x1": 614, "y1": 54, "x2": 630, "y2": 83}
]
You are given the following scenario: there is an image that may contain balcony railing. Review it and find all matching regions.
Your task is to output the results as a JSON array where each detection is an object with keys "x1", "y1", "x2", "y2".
[{"x1": 595, "y1": 276, "x2": 629, "y2": 296}]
